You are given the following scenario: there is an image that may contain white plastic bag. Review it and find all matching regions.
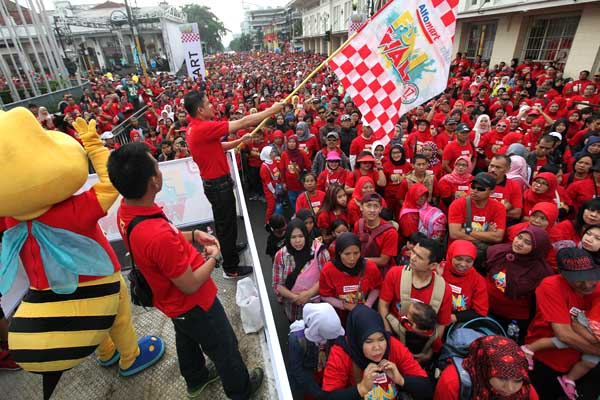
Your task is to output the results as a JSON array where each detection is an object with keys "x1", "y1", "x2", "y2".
[{"x1": 236, "y1": 277, "x2": 264, "y2": 334}]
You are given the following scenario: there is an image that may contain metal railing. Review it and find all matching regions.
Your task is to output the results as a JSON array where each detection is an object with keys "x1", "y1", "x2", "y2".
[{"x1": 0, "y1": 80, "x2": 90, "y2": 113}]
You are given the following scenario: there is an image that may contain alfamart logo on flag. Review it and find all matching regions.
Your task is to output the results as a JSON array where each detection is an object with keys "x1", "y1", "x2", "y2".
[
  {"x1": 180, "y1": 23, "x2": 206, "y2": 80},
  {"x1": 329, "y1": 0, "x2": 457, "y2": 136}
]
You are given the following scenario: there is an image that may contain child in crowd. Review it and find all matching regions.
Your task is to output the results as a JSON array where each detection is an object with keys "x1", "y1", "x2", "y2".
[
  {"x1": 265, "y1": 214, "x2": 288, "y2": 261},
  {"x1": 327, "y1": 219, "x2": 350, "y2": 259},
  {"x1": 316, "y1": 184, "x2": 349, "y2": 243},
  {"x1": 295, "y1": 172, "x2": 325, "y2": 215},
  {"x1": 296, "y1": 208, "x2": 321, "y2": 243}
]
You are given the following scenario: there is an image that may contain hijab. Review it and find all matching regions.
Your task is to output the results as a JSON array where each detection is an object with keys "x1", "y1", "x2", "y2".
[
  {"x1": 290, "y1": 303, "x2": 345, "y2": 345},
  {"x1": 502, "y1": 132, "x2": 523, "y2": 147},
  {"x1": 333, "y1": 232, "x2": 365, "y2": 277},
  {"x1": 486, "y1": 226, "x2": 553, "y2": 299},
  {"x1": 286, "y1": 135, "x2": 305, "y2": 169},
  {"x1": 419, "y1": 141, "x2": 440, "y2": 168},
  {"x1": 336, "y1": 305, "x2": 390, "y2": 370},
  {"x1": 260, "y1": 145, "x2": 274, "y2": 164},
  {"x1": 296, "y1": 121, "x2": 313, "y2": 141},
  {"x1": 473, "y1": 114, "x2": 491, "y2": 147},
  {"x1": 352, "y1": 176, "x2": 376, "y2": 201},
  {"x1": 529, "y1": 202, "x2": 558, "y2": 229},
  {"x1": 445, "y1": 240, "x2": 477, "y2": 277},
  {"x1": 372, "y1": 140, "x2": 385, "y2": 160},
  {"x1": 439, "y1": 155, "x2": 473, "y2": 186},
  {"x1": 524, "y1": 172, "x2": 558, "y2": 204},
  {"x1": 575, "y1": 136, "x2": 600, "y2": 159},
  {"x1": 284, "y1": 218, "x2": 313, "y2": 290},
  {"x1": 506, "y1": 143, "x2": 527, "y2": 158},
  {"x1": 506, "y1": 155, "x2": 530, "y2": 189},
  {"x1": 463, "y1": 336, "x2": 531, "y2": 400},
  {"x1": 388, "y1": 144, "x2": 407, "y2": 166},
  {"x1": 398, "y1": 182, "x2": 428, "y2": 218}
]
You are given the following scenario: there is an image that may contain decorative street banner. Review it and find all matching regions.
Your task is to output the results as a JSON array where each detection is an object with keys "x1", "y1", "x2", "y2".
[
  {"x1": 180, "y1": 22, "x2": 206, "y2": 80},
  {"x1": 330, "y1": 0, "x2": 458, "y2": 137}
]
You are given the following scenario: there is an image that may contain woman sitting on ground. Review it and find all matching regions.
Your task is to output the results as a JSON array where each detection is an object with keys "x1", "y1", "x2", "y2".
[{"x1": 322, "y1": 305, "x2": 434, "y2": 400}]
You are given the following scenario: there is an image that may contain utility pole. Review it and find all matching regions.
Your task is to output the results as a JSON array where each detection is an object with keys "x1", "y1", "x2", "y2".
[{"x1": 124, "y1": 0, "x2": 148, "y2": 79}]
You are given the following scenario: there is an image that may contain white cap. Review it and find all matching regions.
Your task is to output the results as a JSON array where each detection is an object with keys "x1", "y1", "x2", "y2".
[
  {"x1": 100, "y1": 131, "x2": 115, "y2": 140},
  {"x1": 549, "y1": 131, "x2": 563, "y2": 141}
]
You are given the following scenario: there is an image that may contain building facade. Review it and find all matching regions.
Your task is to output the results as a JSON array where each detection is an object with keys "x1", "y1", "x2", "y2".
[
  {"x1": 243, "y1": 6, "x2": 301, "y2": 51},
  {"x1": 452, "y1": 0, "x2": 600, "y2": 78}
]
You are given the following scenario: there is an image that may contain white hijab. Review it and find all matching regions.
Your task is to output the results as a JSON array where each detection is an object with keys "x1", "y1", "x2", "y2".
[
  {"x1": 473, "y1": 114, "x2": 491, "y2": 147},
  {"x1": 260, "y1": 145, "x2": 274, "y2": 164},
  {"x1": 289, "y1": 303, "x2": 344, "y2": 345}
]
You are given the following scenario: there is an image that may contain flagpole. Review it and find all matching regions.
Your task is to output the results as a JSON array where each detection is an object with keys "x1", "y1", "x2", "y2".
[{"x1": 245, "y1": 30, "x2": 360, "y2": 138}]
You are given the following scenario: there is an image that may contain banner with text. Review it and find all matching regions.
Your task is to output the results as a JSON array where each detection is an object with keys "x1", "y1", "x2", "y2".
[{"x1": 180, "y1": 22, "x2": 206, "y2": 80}]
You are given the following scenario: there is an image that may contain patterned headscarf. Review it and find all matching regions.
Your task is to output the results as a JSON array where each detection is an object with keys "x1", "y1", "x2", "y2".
[{"x1": 463, "y1": 336, "x2": 531, "y2": 400}]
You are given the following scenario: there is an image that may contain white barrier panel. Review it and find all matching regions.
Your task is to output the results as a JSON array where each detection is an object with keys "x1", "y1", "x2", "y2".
[{"x1": 80, "y1": 156, "x2": 239, "y2": 242}]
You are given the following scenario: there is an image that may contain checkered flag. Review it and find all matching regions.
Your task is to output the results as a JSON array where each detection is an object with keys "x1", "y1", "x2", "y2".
[
  {"x1": 348, "y1": 13, "x2": 366, "y2": 36},
  {"x1": 181, "y1": 32, "x2": 200, "y2": 44},
  {"x1": 329, "y1": 0, "x2": 458, "y2": 137}
]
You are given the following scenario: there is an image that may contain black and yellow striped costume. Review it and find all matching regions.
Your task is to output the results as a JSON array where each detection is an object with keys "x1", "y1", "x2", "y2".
[{"x1": 9, "y1": 274, "x2": 121, "y2": 373}]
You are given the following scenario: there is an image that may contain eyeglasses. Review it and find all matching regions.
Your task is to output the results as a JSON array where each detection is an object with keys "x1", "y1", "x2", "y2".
[{"x1": 470, "y1": 184, "x2": 488, "y2": 192}]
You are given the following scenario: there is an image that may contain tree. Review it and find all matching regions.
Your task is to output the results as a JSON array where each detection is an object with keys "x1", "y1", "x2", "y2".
[
  {"x1": 229, "y1": 33, "x2": 253, "y2": 52},
  {"x1": 181, "y1": 4, "x2": 228, "y2": 53}
]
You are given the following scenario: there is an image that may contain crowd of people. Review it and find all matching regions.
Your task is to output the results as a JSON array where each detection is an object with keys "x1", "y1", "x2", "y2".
[{"x1": 1, "y1": 49, "x2": 600, "y2": 400}]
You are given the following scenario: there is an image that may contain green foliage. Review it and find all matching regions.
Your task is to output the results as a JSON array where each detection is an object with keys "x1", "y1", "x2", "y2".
[
  {"x1": 229, "y1": 33, "x2": 254, "y2": 52},
  {"x1": 181, "y1": 4, "x2": 228, "y2": 53}
]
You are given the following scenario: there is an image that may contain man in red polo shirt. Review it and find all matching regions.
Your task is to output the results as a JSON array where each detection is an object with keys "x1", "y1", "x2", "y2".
[
  {"x1": 526, "y1": 248, "x2": 600, "y2": 400},
  {"x1": 108, "y1": 143, "x2": 264, "y2": 399},
  {"x1": 184, "y1": 90, "x2": 283, "y2": 278},
  {"x1": 488, "y1": 155, "x2": 523, "y2": 223}
]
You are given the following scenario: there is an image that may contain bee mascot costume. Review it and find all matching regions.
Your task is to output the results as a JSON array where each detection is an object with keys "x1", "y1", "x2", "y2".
[{"x1": 0, "y1": 108, "x2": 165, "y2": 399}]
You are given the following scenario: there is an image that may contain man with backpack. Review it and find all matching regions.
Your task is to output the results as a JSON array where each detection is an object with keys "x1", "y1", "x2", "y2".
[
  {"x1": 353, "y1": 192, "x2": 398, "y2": 274},
  {"x1": 107, "y1": 143, "x2": 263, "y2": 399},
  {"x1": 379, "y1": 238, "x2": 452, "y2": 364}
]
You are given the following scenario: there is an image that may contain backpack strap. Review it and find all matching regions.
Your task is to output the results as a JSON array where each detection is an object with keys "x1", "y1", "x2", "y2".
[
  {"x1": 127, "y1": 213, "x2": 169, "y2": 271},
  {"x1": 452, "y1": 356, "x2": 473, "y2": 400},
  {"x1": 464, "y1": 196, "x2": 472, "y2": 233},
  {"x1": 370, "y1": 222, "x2": 394, "y2": 238},
  {"x1": 305, "y1": 192, "x2": 317, "y2": 219},
  {"x1": 429, "y1": 273, "x2": 446, "y2": 314}
]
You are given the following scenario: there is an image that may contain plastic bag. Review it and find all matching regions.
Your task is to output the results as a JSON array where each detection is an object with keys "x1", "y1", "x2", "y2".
[{"x1": 236, "y1": 277, "x2": 264, "y2": 334}]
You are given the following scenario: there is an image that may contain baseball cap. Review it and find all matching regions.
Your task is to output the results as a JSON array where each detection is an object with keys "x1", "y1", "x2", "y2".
[
  {"x1": 340, "y1": 114, "x2": 351, "y2": 122},
  {"x1": 548, "y1": 131, "x2": 563, "y2": 141},
  {"x1": 456, "y1": 123, "x2": 471, "y2": 133},
  {"x1": 326, "y1": 151, "x2": 342, "y2": 161},
  {"x1": 528, "y1": 109, "x2": 541, "y2": 116},
  {"x1": 361, "y1": 192, "x2": 382, "y2": 204},
  {"x1": 100, "y1": 132, "x2": 115, "y2": 140},
  {"x1": 331, "y1": 97, "x2": 339, "y2": 104},
  {"x1": 464, "y1": 101, "x2": 475, "y2": 108},
  {"x1": 557, "y1": 248, "x2": 600, "y2": 282},
  {"x1": 356, "y1": 153, "x2": 376, "y2": 163},
  {"x1": 326, "y1": 131, "x2": 339, "y2": 139},
  {"x1": 472, "y1": 172, "x2": 496, "y2": 189},
  {"x1": 445, "y1": 117, "x2": 458, "y2": 125}
]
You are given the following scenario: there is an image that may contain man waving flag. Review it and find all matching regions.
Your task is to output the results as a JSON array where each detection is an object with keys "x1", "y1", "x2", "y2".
[{"x1": 329, "y1": 0, "x2": 458, "y2": 138}]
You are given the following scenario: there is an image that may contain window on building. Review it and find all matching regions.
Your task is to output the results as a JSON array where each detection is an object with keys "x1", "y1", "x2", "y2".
[
  {"x1": 521, "y1": 15, "x2": 580, "y2": 68},
  {"x1": 465, "y1": 21, "x2": 497, "y2": 60},
  {"x1": 471, "y1": 0, "x2": 478, "y2": 5}
]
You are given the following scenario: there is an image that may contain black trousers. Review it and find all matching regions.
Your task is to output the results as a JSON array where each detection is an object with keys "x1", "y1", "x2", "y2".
[
  {"x1": 171, "y1": 299, "x2": 250, "y2": 399},
  {"x1": 530, "y1": 359, "x2": 600, "y2": 399},
  {"x1": 203, "y1": 175, "x2": 239, "y2": 271}
]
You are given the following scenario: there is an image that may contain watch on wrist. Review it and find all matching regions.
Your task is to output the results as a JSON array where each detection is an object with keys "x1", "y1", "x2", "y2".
[{"x1": 206, "y1": 254, "x2": 223, "y2": 268}]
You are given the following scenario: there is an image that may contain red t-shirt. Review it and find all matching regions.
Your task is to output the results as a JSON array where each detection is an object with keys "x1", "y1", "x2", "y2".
[
  {"x1": 447, "y1": 197, "x2": 507, "y2": 245},
  {"x1": 442, "y1": 267, "x2": 488, "y2": 316},
  {"x1": 323, "y1": 337, "x2": 427, "y2": 392},
  {"x1": 319, "y1": 260, "x2": 383, "y2": 305},
  {"x1": 295, "y1": 190, "x2": 326, "y2": 214},
  {"x1": 187, "y1": 118, "x2": 230, "y2": 180},
  {"x1": 317, "y1": 168, "x2": 349, "y2": 192},
  {"x1": 3, "y1": 190, "x2": 121, "y2": 289},
  {"x1": 353, "y1": 219, "x2": 399, "y2": 258},
  {"x1": 434, "y1": 363, "x2": 539, "y2": 400},
  {"x1": 380, "y1": 266, "x2": 453, "y2": 325},
  {"x1": 116, "y1": 201, "x2": 217, "y2": 318},
  {"x1": 490, "y1": 177, "x2": 523, "y2": 212},
  {"x1": 566, "y1": 179, "x2": 599, "y2": 214},
  {"x1": 280, "y1": 152, "x2": 312, "y2": 191},
  {"x1": 297, "y1": 136, "x2": 320, "y2": 160},
  {"x1": 345, "y1": 170, "x2": 381, "y2": 188},
  {"x1": 486, "y1": 274, "x2": 532, "y2": 320},
  {"x1": 526, "y1": 275, "x2": 599, "y2": 373},
  {"x1": 317, "y1": 209, "x2": 349, "y2": 231},
  {"x1": 383, "y1": 162, "x2": 413, "y2": 197},
  {"x1": 442, "y1": 141, "x2": 475, "y2": 167},
  {"x1": 349, "y1": 135, "x2": 376, "y2": 156}
]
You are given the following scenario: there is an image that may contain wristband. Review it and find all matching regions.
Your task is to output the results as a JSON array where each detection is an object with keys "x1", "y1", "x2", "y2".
[{"x1": 191, "y1": 229, "x2": 197, "y2": 244}]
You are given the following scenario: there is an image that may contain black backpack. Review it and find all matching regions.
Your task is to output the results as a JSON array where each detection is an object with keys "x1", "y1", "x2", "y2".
[{"x1": 126, "y1": 213, "x2": 168, "y2": 308}]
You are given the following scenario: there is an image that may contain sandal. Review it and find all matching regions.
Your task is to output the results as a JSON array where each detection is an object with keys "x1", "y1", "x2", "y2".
[
  {"x1": 520, "y1": 345, "x2": 534, "y2": 370},
  {"x1": 557, "y1": 375, "x2": 579, "y2": 400}
]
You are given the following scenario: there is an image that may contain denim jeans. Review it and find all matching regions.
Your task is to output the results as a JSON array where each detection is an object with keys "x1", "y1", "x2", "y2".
[
  {"x1": 203, "y1": 176, "x2": 239, "y2": 271},
  {"x1": 171, "y1": 298, "x2": 250, "y2": 399}
]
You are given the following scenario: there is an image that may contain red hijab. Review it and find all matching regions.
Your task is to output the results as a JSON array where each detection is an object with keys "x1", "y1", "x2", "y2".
[
  {"x1": 524, "y1": 172, "x2": 558, "y2": 204},
  {"x1": 439, "y1": 155, "x2": 473, "y2": 186},
  {"x1": 463, "y1": 336, "x2": 531, "y2": 400},
  {"x1": 400, "y1": 182, "x2": 428, "y2": 213},
  {"x1": 528, "y1": 201, "x2": 559, "y2": 228},
  {"x1": 352, "y1": 176, "x2": 376, "y2": 200},
  {"x1": 445, "y1": 240, "x2": 477, "y2": 276}
]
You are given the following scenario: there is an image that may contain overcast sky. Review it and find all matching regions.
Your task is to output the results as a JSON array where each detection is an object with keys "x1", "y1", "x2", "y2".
[{"x1": 43, "y1": 0, "x2": 291, "y2": 45}]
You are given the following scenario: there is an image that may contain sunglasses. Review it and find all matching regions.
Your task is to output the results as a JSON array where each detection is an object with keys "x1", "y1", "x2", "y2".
[{"x1": 470, "y1": 184, "x2": 488, "y2": 192}]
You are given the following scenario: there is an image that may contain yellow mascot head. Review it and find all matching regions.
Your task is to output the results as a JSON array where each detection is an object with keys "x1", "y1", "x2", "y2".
[{"x1": 0, "y1": 107, "x2": 88, "y2": 220}]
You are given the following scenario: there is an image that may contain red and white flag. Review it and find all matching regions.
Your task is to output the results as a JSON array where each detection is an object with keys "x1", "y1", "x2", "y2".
[{"x1": 329, "y1": 0, "x2": 458, "y2": 137}]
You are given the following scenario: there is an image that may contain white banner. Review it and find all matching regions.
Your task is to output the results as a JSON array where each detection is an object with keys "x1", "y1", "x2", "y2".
[{"x1": 180, "y1": 23, "x2": 206, "y2": 80}]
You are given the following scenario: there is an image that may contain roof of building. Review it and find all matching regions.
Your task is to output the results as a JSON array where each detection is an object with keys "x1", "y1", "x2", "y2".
[{"x1": 90, "y1": 1, "x2": 124, "y2": 10}]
